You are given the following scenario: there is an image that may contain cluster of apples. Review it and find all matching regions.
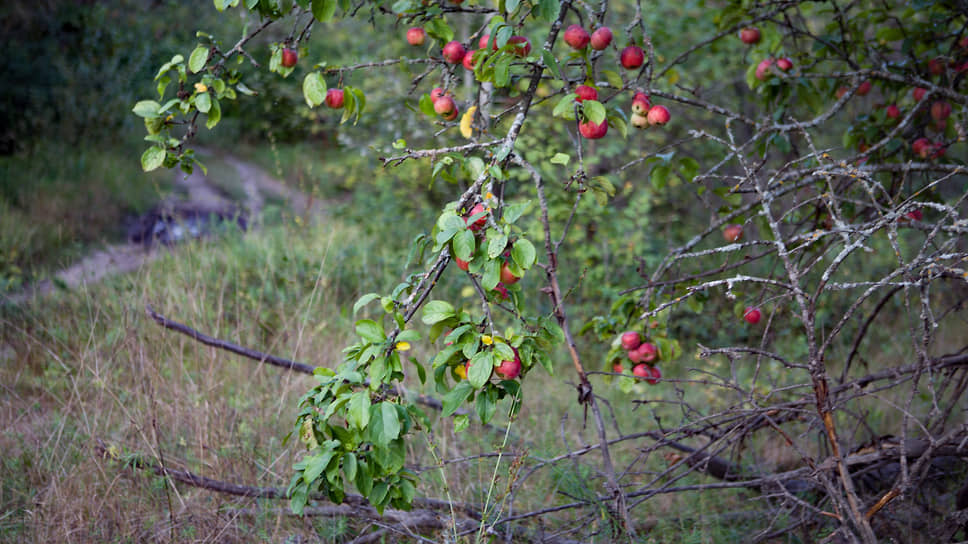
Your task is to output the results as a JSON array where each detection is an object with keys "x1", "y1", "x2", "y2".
[
  {"x1": 739, "y1": 26, "x2": 795, "y2": 81},
  {"x1": 454, "y1": 203, "x2": 522, "y2": 300},
  {"x1": 628, "y1": 92, "x2": 670, "y2": 130},
  {"x1": 429, "y1": 87, "x2": 458, "y2": 121},
  {"x1": 615, "y1": 331, "x2": 662, "y2": 384},
  {"x1": 455, "y1": 346, "x2": 522, "y2": 381},
  {"x1": 281, "y1": 47, "x2": 344, "y2": 108},
  {"x1": 406, "y1": 26, "x2": 531, "y2": 70}
]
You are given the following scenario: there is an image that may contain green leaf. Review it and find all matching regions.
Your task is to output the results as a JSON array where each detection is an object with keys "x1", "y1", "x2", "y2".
[
  {"x1": 503, "y1": 201, "x2": 531, "y2": 223},
  {"x1": 188, "y1": 46, "x2": 209, "y2": 74},
  {"x1": 369, "y1": 402, "x2": 401, "y2": 446},
  {"x1": 342, "y1": 453, "x2": 357, "y2": 481},
  {"x1": 132, "y1": 100, "x2": 162, "y2": 118},
  {"x1": 651, "y1": 165, "x2": 670, "y2": 190},
  {"x1": 204, "y1": 97, "x2": 220, "y2": 129},
  {"x1": 195, "y1": 92, "x2": 211, "y2": 113},
  {"x1": 452, "y1": 229, "x2": 475, "y2": 261},
  {"x1": 511, "y1": 238, "x2": 537, "y2": 269},
  {"x1": 442, "y1": 381, "x2": 474, "y2": 416},
  {"x1": 236, "y1": 81, "x2": 258, "y2": 96},
  {"x1": 303, "y1": 72, "x2": 327, "y2": 107},
  {"x1": 541, "y1": 49, "x2": 561, "y2": 79},
  {"x1": 453, "y1": 413, "x2": 470, "y2": 432},
  {"x1": 534, "y1": 0, "x2": 559, "y2": 21},
  {"x1": 476, "y1": 389, "x2": 498, "y2": 424},
  {"x1": 425, "y1": 18, "x2": 454, "y2": 43},
  {"x1": 487, "y1": 232, "x2": 509, "y2": 259},
  {"x1": 549, "y1": 152, "x2": 570, "y2": 166},
  {"x1": 303, "y1": 449, "x2": 337, "y2": 485},
  {"x1": 467, "y1": 351, "x2": 494, "y2": 389},
  {"x1": 353, "y1": 293, "x2": 381, "y2": 314},
  {"x1": 602, "y1": 69, "x2": 624, "y2": 90},
  {"x1": 311, "y1": 0, "x2": 337, "y2": 21},
  {"x1": 355, "y1": 319, "x2": 385, "y2": 343},
  {"x1": 582, "y1": 100, "x2": 606, "y2": 124},
  {"x1": 421, "y1": 300, "x2": 455, "y2": 325},
  {"x1": 347, "y1": 391, "x2": 371, "y2": 430},
  {"x1": 679, "y1": 157, "x2": 700, "y2": 181},
  {"x1": 553, "y1": 94, "x2": 578, "y2": 120},
  {"x1": 141, "y1": 146, "x2": 166, "y2": 172},
  {"x1": 482, "y1": 259, "x2": 500, "y2": 291}
]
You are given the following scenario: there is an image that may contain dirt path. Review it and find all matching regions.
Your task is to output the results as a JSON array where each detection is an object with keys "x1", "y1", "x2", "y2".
[{"x1": 3, "y1": 152, "x2": 319, "y2": 305}]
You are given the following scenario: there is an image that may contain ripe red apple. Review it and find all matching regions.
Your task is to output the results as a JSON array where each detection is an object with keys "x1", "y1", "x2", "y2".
[
  {"x1": 612, "y1": 362, "x2": 624, "y2": 373},
  {"x1": 508, "y1": 35, "x2": 531, "y2": 57},
  {"x1": 575, "y1": 85, "x2": 598, "y2": 103},
  {"x1": 775, "y1": 57, "x2": 793, "y2": 72},
  {"x1": 479, "y1": 34, "x2": 497, "y2": 50},
  {"x1": 495, "y1": 349, "x2": 522, "y2": 379},
  {"x1": 406, "y1": 27, "x2": 426, "y2": 46},
  {"x1": 500, "y1": 262, "x2": 521, "y2": 285},
  {"x1": 631, "y1": 92, "x2": 651, "y2": 115},
  {"x1": 620, "y1": 45, "x2": 645, "y2": 69},
  {"x1": 928, "y1": 57, "x2": 945, "y2": 75},
  {"x1": 755, "y1": 58, "x2": 774, "y2": 81},
  {"x1": 632, "y1": 363, "x2": 650, "y2": 379},
  {"x1": 931, "y1": 100, "x2": 951, "y2": 122},
  {"x1": 912, "y1": 87, "x2": 927, "y2": 102},
  {"x1": 281, "y1": 47, "x2": 298, "y2": 68},
  {"x1": 739, "y1": 27, "x2": 761, "y2": 45},
  {"x1": 442, "y1": 41, "x2": 466, "y2": 64},
  {"x1": 492, "y1": 282, "x2": 509, "y2": 300},
  {"x1": 578, "y1": 119, "x2": 608, "y2": 139},
  {"x1": 912, "y1": 138, "x2": 931, "y2": 158},
  {"x1": 647, "y1": 105, "x2": 670, "y2": 126},
  {"x1": 620, "y1": 331, "x2": 642, "y2": 351},
  {"x1": 434, "y1": 95, "x2": 456, "y2": 116},
  {"x1": 630, "y1": 113, "x2": 650, "y2": 129},
  {"x1": 462, "y1": 50, "x2": 477, "y2": 71},
  {"x1": 325, "y1": 88, "x2": 344, "y2": 108},
  {"x1": 856, "y1": 80, "x2": 871, "y2": 96},
  {"x1": 455, "y1": 257, "x2": 469, "y2": 271},
  {"x1": 629, "y1": 342, "x2": 658, "y2": 364},
  {"x1": 465, "y1": 202, "x2": 487, "y2": 231},
  {"x1": 723, "y1": 224, "x2": 743, "y2": 243},
  {"x1": 743, "y1": 307, "x2": 762, "y2": 325},
  {"x1": 563, "y1": 25, "x2": 590, "y2": 49},
  {"x1": 590, "y1": 27, "x2": 613, "y2": 50},
  {"x1": 430, "y1": 87, "x2": 448, "y2": 103},
  {"x1": 886, "y1": 104, "x2": 901, "y2": 120},
  {"x1": 905, "y1": 209, "x2": 923, "y2": 221},
  {"x1": 645, "y1": 365, "x2": 661, "y2": 385}
]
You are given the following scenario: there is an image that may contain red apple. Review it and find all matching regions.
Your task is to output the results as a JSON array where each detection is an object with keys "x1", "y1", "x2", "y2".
[
  {"x1": 929, "y1": 57, "x2": 945, "y2": 75},
  {"x1": 630, "y1": 113, "x2": 650, "y2": 129},
  {"x1": 905, "y1": 209, "x2": 923, "y2": 221},
  {"x1": 563, "y1": 25, "x2": 590, "y2": 49},
  {"x1": 775, "y1": 57, "x2": 793, "y2": 72},
  {"x1": 492, "y1": 282, "x2": 509, "y2": 300},
  {"x1": 281, "y1": 47, "x2": 298, "y2": 68},
  {"x1": 629, "y1": 342, "x2": 658, "y2": 364},
  {"x1": 620, "y1": 331, "x2": 642, "y2": 351},
  {"x1": 723, "y1": 224, "x2": 743, "y2": 243},
  {"x1": 479, "y1": 34, "x2": 497, "y2": 50},
  {"x1": 631, "y1": 92, "x2": 651, "y2": 115},
  {"x1": 856, "y1": 80, "x2": 871, "y2": 96},
  {"x1": 442, "y1": 41, "x2": 466, "y2": 64},
  {"x1": 430, "y1": 87, "x2": 447, "y2": 103},
  {"x1": 912, "y1": 138, "x2": 931, "y2": 158},
  {"x1": 755, "y1": 58, "x2": 774, "y2": 81},
  {"x1": 495, "y1": 349, "x2": 522, "y2": 379},
  {"x1": 508, "y1": 35, "x2": 531, "y2": 57},
  {"x1": 455, "y1": 257, "x2": 469, "y2": 271},
  {"x1": 590, "y1": 27, "x2": 613, "y2": 50},
  {"x1": 647, "y1": 105, "x2": 670, "y2": 126},
  {"x1": 931, "y1": 100, "x2": 951, "y2": 122},
  {"x1": 743, "y1": 307, "x2": 762, "y2": 325},
  {"x1": 886, "y1": 104, "x2": 901, "y2": 120},
  {"x1": 578, "y1": 119, "x2": 608, "y2": 139},
  {"x1": 739, "y1": 27, "x2": 761, "y2": 45},
  {"x1": 462, "y1": 50, "x2": 477, "y2": 70},
  {"x1": 406, "y1": 27, "x2": 426, "y2": 46},
  {"x1": 645, "y1": 365, "x2": 661, "y2": 385},
  {"x1": 912, "y1": 87, "x2": 927, "y2": 102},
  {"x1": 612, "y1": 362, "x2": 624, "y2": 373},
  {"x1": 620, "y1": 45, "x2": 645, "y2": 69},
  {"x1": 500, "y1": 262, "x2": 521, "y2": 285},
  {"x1": 632, "y1": 363, "x2": 650, "y2": 379},
  {"x1": 465, "y1": 202, "x2": 487, "y2": 231},
  {"x1": 575, "y1": 85, "x2": 598, "y2": 102},
  {"x1": 325, "y1": 88, "x2": 344, "y2": 108},
  {"x1": 434, "y1": 95, "x2": 456, "y2": 116}
]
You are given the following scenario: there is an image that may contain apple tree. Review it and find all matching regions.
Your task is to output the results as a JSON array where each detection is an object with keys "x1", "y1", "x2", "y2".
[{"x1": 133, "y1": 0, "x2": 968, "y2": 541}]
